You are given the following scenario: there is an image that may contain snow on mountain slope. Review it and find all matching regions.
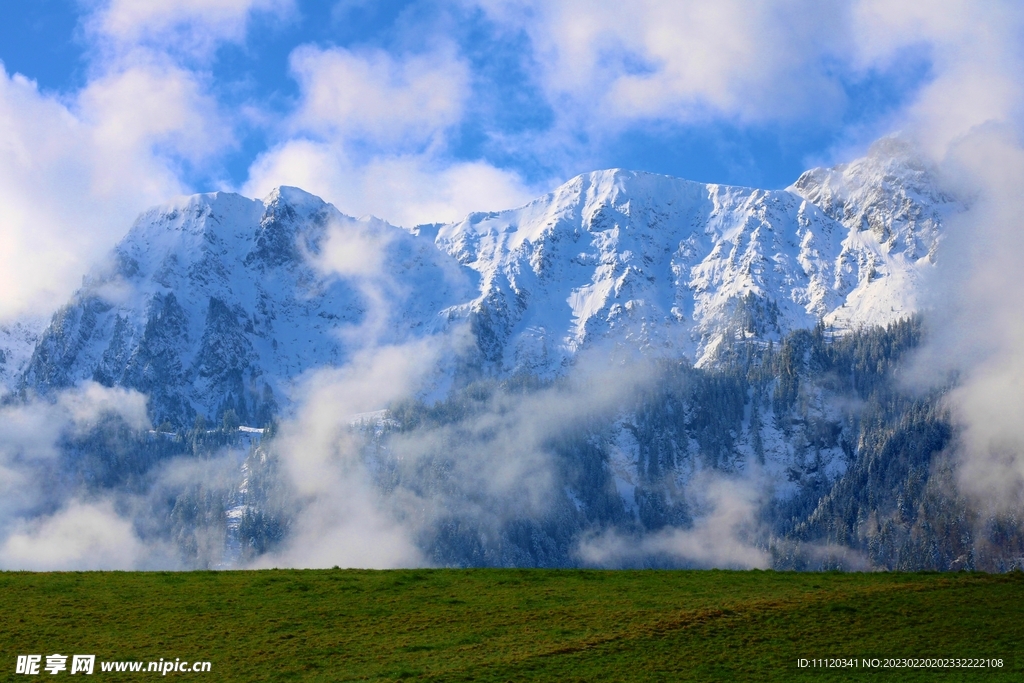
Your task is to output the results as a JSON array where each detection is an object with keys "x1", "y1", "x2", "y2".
[
  {"x1": 789, "y1": 136, "x2": 964, "y2": 331},
  {"x1": 10, "y1": 139, "x2": 957, "y2": 422},
  {"x1": 0, "y1": 316, "x2": 47, "y2": 397},
  {"x1": 434, "y1": 165, "x2": 911, "y2": 370},
  {"x1": 19, "y1": 187, "x2": 473, "y2": 425}
]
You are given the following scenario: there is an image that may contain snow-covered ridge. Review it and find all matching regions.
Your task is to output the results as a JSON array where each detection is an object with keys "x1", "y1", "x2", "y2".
[
  {"x1": 14, "y1": 186, "x2": 470, "y2": 425},
  {"x1": 434, "y1": 147, "x2": 959, "y2": 370},
  {"x1": 788, "y1": 136, "x2": 962, "y2": 331},
  {"x1": 6, "y1": 138, "x2": 961, "y2": 424}
]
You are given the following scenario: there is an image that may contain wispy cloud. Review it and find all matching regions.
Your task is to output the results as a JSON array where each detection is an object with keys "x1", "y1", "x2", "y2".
[
  {"x1": 253, "y1": 338, "x2": 449, "y2": 568},
  {"x1": 243, "y1": 42, "x2": 542, "y2": 226},
  {"x1": 908, "y1": 125, "x2": 1024, "y2": 513},
  {"x1": 577, "y1": 472, "x2": 769, "y2": 569},
  {"x1": 0, "y1": 500, "x2": 150, "y2": 571},
  {"x1": 83, "y1": 0, "x2": 296, "y2": 62},
  {"x1": 0, "y1": 382, "x2": 155, "y2": 570}
]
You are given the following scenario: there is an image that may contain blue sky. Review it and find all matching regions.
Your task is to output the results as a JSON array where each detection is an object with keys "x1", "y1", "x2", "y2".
[
  {"x1": 0, "y1": 0, "x2": 1021, "y2": 320},
  {"x1": 1, "y1": 1, "x2": 933, "y2": 192}
]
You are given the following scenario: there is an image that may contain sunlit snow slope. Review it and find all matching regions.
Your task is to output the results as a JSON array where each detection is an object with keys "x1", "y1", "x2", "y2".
[
  {"x1": 436, "y1": 138, "x2": 961, "y2": 371},
  {"x1": 9, "y1": 137, "x2": 961, "y2": 424},
  {"x1": 17, "y1": 187, "x2": 472, "y2": 424}
]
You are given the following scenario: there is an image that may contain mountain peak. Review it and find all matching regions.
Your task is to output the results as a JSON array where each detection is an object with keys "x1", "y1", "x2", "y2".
[
  {"x1": 261, "y1": 185, "x2": 326, "y2": 210},
  {"x1": 10, "y1": 141, "x2": 964, "y2": 419},
  {"x1": 864, "y1": 133, "x2": 927, "y2": 165}
]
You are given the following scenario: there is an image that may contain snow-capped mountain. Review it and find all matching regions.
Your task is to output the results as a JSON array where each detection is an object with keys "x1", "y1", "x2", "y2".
[
  {"x1": 439, "y1": 170, "x2": 843, "y2": 371},
  {"x1": 788, "y1": 136, "x2": 962, "y2": 330},
  {"x1": 9, "y1": 137, "x2": 959, "y2": 425},
  {"x1": 17, "y1": 187, "x2": 471, "y2": 425},
  {"x1": 434, "y1": 137, "x2": 960, "y2": 372},
  {"x1": 4, "y1": 137, "x2": 1003, "y2": 572}
]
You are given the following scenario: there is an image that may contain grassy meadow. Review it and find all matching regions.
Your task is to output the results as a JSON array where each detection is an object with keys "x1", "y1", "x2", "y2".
[{"x1": 1, "y1": 569, "x2": 1022, "y2": 681}]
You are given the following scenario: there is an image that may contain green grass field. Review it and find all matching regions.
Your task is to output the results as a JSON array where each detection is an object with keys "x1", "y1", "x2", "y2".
[{"x1": 1, "y1": 569, "x2": 1021, "y2": 681}]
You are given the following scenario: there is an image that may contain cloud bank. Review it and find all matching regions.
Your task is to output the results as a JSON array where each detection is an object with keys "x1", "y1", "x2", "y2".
[
  {"x1": 904, "y1": 126, "x2": 1024, "y2": 513},
  {"x1": 577, "y1": 472, "x2": 769, "y2": 569},
  {"x1": 0, "y1": 382, "x2": 154, "y2": 570}
]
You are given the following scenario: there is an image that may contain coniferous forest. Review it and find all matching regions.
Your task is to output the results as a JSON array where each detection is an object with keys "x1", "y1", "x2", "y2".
[{"x1": 41, "y1": 317, "x2": 1024, "y2": 571}]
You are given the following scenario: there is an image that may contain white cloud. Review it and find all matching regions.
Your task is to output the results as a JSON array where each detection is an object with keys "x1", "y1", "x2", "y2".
[
  {"x1": 850, "y1": 0, "x2": 1015, "y2": 67},
  {"x1": 0, "y1": 383, "x2": 155, "y2": 570},
  {"x1": 904, "y1": 126, "x2": 1024, "y2": 512},
  {"x1": 471, "y1": 0, "x2": 852, "y2": 128},
  {"x1": 243, "y1": 43, "x2": 542, "y2": 226},
  {"x1": 850, "y1": 1, "x2": 1024, "y2": 156},
  {"x1": 331, "y1": 348, "x2": 662, "y2": 559},
  {"x1": 0, "y1": 400, "x2": 66, "y2": 464},
  {"x1": 857, "y1": 4, "x2": 1024, "y2": 515},
  {"x1": 0, "y1": 0, "x2": 296, "y2": 324},
  {"x1": 0, "y1": 60, "x2": 232, "y2": 323},
  {"x1": 85, "y1": 0, "x2": 296, "y2": 60},
  {"x1": 467, "y1": 0, "x2": 1024, "y2": 171},
  {"x1": 257, "y1": 342, "x2": 666, "y2": 569},
  {"x1": 235, "y1": 0, "x2": 1005, "y2": 234},
  {"x1": 59, "y1": 381, "x2": 151, "y2": 432},
  {"x1": 576, "y1": 473, "x2": 769, "y2": 569},
  {"x1": 289, "y1": 44, "x2": 469, "y2": 148},
  {"x1": 256, "y1": 339, "x2": 447, "y2": 568},
  {"x1": 245, "y1": 139, "x2": 539, "y2": 225},
  {"x1": 0, "y1": 500, "x2": 147, "y2": 571},
  {"x1": 0, "y1": 381, "x2": 150, "y2": 463},
  {"x1": 78, "y1": 60, "x2": 232, "y2": 172},
  {"x1": 354, "y1": 157, "x2": 540, "y2": 224}
]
